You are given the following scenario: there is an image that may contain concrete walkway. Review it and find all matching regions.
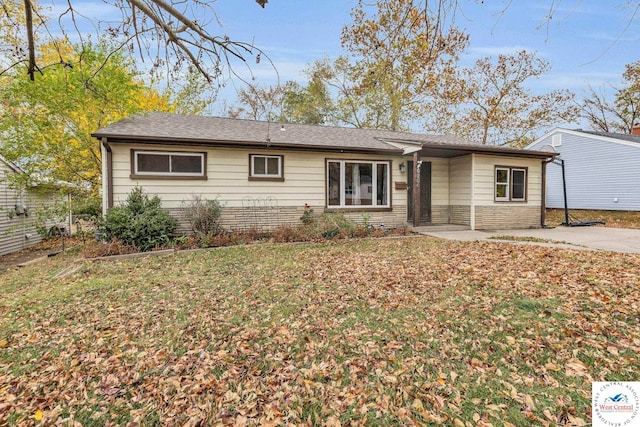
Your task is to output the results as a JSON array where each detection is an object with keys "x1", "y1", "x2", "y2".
[{"x1": 418, "y1": 226, "x2": 640, "y2": 254}]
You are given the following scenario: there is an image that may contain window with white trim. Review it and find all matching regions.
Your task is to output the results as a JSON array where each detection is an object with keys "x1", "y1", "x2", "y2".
[
  {"x1": 249, "y1": 154, "x2": 283, "y2": 180},
  {"x1": 133, "y1": 150, "x2": 205, "y2": 177},
  {"x1": 327, "y1": 160, "x2": 390, "y2": 208},
  {"x1": 495, "y1": 166, "x2": 527, "y2": 202}
]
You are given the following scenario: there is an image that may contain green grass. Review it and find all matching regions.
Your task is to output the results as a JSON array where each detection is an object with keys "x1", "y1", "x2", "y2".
[{"x1": 1, "y1": 237, "x2": 639, "y2": 425}]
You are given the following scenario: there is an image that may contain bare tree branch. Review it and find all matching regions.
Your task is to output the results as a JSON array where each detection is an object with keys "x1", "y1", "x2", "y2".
[{"x1": 23, "y1": 0, "x2": 37, "y2": 80}]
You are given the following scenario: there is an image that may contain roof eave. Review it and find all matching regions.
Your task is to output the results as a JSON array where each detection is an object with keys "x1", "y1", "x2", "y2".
[{"x1": 94, "y1": 134, "x2": 404, "y2": 155}]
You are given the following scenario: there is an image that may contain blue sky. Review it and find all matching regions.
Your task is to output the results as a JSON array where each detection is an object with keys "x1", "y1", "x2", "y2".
[
  {"x1": 209, "y1": 1, "x2": 640, "y2": 106},
  {"x1": 53, "y1": 1, "x2": 640, "y2": 123}
]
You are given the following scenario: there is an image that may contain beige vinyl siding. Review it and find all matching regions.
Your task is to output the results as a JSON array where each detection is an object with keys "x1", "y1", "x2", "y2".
[
  {"x1": 111, "y1": 143, "x2": 407, "y2": 211},
  {"x1": 424, "y1": 157, "x2": 449, "y2": 205},
  {"x1": 449, "y1": 155, "x2": 472, "y2": 205},
  {"x1": 472, "y1": 155, "x2": 542, "y2": 206},
  {"x1": 472, "y1": 155, "x2": 543, "y2": 229},
  {"x1": 448, "y1": 156, "x2": 472, "y2": 225}
]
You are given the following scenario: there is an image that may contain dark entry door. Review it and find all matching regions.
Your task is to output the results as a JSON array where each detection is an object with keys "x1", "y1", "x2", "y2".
[{"x1": 407, "y1": 161, "x2": 431, "y2": 224}]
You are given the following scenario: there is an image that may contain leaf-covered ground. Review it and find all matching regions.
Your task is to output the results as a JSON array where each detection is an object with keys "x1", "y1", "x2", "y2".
[
  {"x1": 1, "y1": 237, "x2": 639, "y2": 426},
  {"x1": 546, "y1": 208, "x2": 640, "y2": 229}
]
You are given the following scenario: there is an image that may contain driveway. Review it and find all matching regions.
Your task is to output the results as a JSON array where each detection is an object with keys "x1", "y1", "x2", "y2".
[{"x1": 419, "y1": 226, "x2": 640, "y2": 254}]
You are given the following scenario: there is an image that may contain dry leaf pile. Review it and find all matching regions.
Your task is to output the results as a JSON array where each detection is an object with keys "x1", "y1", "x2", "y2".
[{"x1": 1, "y1": 237, "x2": 639, "y2": 426}]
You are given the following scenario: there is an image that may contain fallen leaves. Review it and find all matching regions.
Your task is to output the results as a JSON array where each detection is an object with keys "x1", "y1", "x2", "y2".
[{"x1": 0, "y1": 237, "x2": 639, "y2": 425}]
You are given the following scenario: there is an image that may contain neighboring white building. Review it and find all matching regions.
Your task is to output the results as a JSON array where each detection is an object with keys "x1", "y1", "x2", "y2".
[
  {"x1": 0, "y1": 154, "x2": 68, "y2": 256},
  {"x1": 528, "y1": 128, "x2": 640, "y2": 211}
]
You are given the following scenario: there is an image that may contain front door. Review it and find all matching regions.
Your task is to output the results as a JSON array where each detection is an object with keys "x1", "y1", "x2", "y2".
[{"x1": 407, "y1": 161, "x2": 432, "y2": 224}]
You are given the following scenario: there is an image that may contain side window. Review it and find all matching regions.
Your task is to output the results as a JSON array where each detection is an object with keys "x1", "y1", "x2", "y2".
[
  {"x1": 495, "y1": 166, "x2": 527, "y2": 202},
  {"x1": 249, "y1": 154, "x2": 284, "y2": 181},
  {"x1": 132, "y1": 150, "x2": 206, "y2": 178}
]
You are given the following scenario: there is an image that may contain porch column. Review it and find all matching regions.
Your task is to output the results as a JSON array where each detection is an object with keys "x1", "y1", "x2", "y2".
[{"x1": 412, "y1": 151, "x2": 421, "y2": 227}]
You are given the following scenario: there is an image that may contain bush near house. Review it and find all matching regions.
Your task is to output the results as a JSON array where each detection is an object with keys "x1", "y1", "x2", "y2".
[
  {"x1": 180, "y1": 195, "x2": 224, "y2": 236},
  {"x1": 100, "y1": 187, "x2": 177, "y2": 252},
  {"x1": 90, "y1": 194, "x2": 403, "y2": 257}
]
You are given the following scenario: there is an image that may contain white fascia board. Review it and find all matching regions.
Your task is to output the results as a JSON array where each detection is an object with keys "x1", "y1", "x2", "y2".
[
  {"x1": 403, "y1": 146, "x2": 422, "y2": 155},
  {"x1": 527, "y1": 128, "x2": 640, "y2": 150}
]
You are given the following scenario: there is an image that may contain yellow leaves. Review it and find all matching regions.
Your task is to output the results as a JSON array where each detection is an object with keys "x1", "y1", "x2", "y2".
[
  {"x1": 34, "y1": 409, "x2": 43, "y2": 421},
  {"x1": 0, "y1": 339, "x2": 8, "y2": 348}
]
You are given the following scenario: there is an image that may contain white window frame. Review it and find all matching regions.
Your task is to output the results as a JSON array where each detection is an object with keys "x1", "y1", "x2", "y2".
[
  {"x1": 326, "y1": 160, "x2": 391, "y2": 209},
  {"x1": 495, "y1": 167, "x2": 510, "y2": 202},
  {"x1": 133, "y1": 150, "x2": 205, "y2": 177},
  {"x1": 495, "y1": 166, "x2": 527, "y2": 202},
  {"x1": 250, "y1": 154, "x2": 283, "y2": 179}
]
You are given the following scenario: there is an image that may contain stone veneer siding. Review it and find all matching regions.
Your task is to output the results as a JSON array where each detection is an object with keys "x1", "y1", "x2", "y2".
[
  {"x1": 474, "y1": 205, "x2": 540, "y2": 230},
  {"x1": 168, "y1": 205, "x2": 409, "y2": 234}
]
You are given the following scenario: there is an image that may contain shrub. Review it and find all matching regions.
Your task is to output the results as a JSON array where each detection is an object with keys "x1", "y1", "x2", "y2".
[
  {"x1": 318, "y1": 212, "x2": 357, "y2": 238},
  {"x1": 100, "y1": 187, "x2": 177, "y2": 252},
  {"x1": 272, "y1": 225, "x2": 321, "y2": 242},
  {"x1": 300, "y1": 204, "x2": 315, "y2": 225},
  {"x1": 180, "y1": 195, "x2": 224, "y2": 236}
]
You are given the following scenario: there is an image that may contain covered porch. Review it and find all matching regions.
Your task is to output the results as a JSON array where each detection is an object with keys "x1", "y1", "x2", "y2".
[{"x1": 391, "y1": 141, "x2": 554, "y2": 230}]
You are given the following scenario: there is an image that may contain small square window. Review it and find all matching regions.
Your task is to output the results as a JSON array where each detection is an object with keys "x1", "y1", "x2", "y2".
[{"x1": 250, "y1": 154, "x2": 283, "y2": 180}]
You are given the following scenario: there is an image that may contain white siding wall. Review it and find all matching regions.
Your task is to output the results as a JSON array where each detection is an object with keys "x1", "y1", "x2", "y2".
[
  {"x1": 110, "y1": 144, "x2": 408, "y2": 222},
  {"x1": 1, "y1": 164, "x2": 64, "y2": 256},
  {"x1": 530, "y1": 131, "x2": 640, "y2": 211}
]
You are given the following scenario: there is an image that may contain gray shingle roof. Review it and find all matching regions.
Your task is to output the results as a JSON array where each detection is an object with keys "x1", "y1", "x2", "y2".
[{"x1": 93, "y1": 112, "x2": 551, "y2": 158}]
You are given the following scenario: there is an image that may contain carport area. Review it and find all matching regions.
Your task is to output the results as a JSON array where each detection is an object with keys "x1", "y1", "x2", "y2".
[{"x1": 418, "y1": 226, "x2": 640, "y2": 254}]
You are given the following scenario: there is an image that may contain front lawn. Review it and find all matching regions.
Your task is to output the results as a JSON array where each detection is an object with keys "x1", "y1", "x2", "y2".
[{"x1": 1, "y1": 237, "x2": 639, "y2": 426}]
